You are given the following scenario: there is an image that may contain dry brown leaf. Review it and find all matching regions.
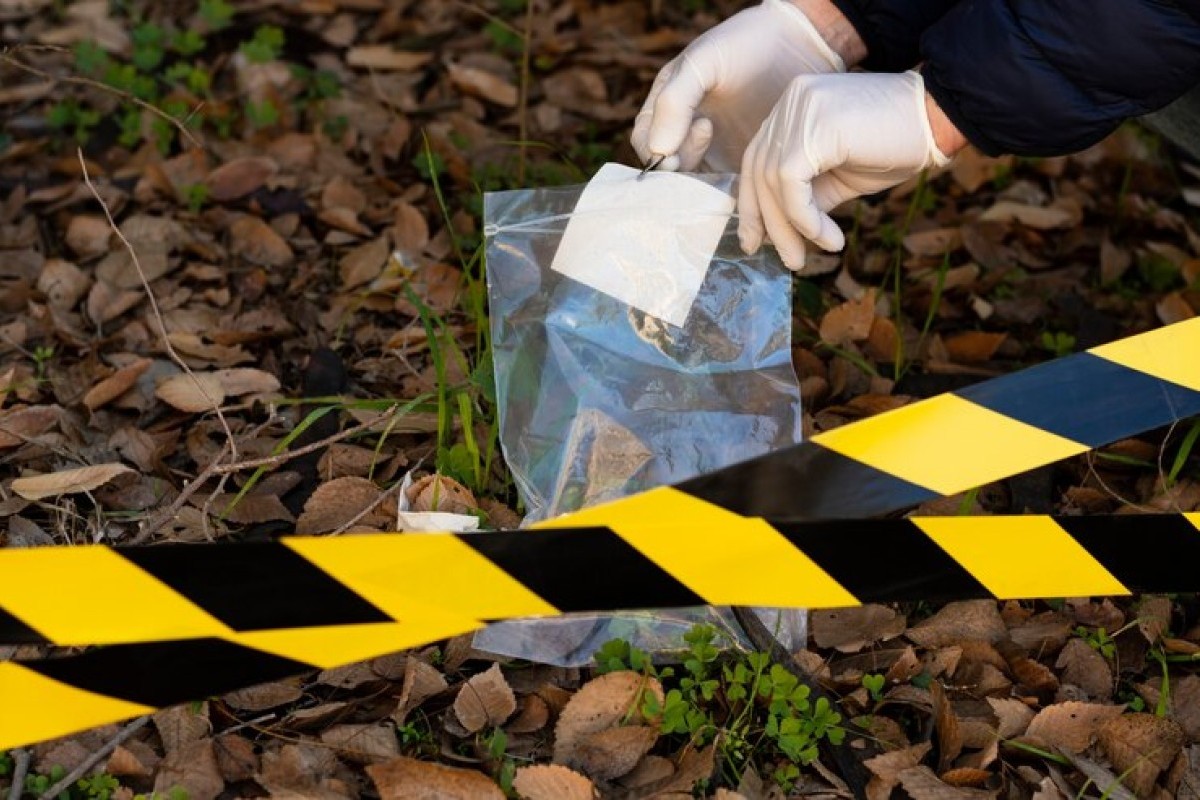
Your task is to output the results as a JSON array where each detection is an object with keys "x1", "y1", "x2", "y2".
[
  {"x1": 655, "y1": 745, "x2": 716, "y2": 795},
  {"x1": 941, "y1": 768, "x2": 992, "y2": 788},
  {"x1": 812, "y1": 605, "x2": 906, "y2": 652},
  {"x1": 986, "y1": 697, "x2": 1034, "y2": 739},
  {"x1": 340, "y1": 236, "x2": 390, "y2": 290},
  {"x1": 864, "y1": 742, "x2": 932, "y2": 800},
  {"x1": 345, "y1": 46, "x2": 432, "y2": 71},
  {"x1": 229, "y1": 215, "x2": 293, "y2": 267},
  {"x1": 65, "y1": 214, "x2": 111, "y2": 259},
  {"x1": 1097, "y1": 713, "x2": 1185, "y2": 797},
  {"x1": 320, "y1": 723, "x2": 401, "y2": 764},
  {"x1": 368, "y1": 756, "x2": 504, "y2": 799},
  {"x1": 12, "y1": 462, "x2": 133, "y2": 500},
  {"x1": 296, "y1": 476, "x2": 392, "y2": 534},
  {"x1": 951, "y1": 149, "x2": 1013, "y2": 193},
  {"x1": 0, "y1": 404, "x2": 60, "y2": 448},
  {"x1": 904, "y1": 227, "x2": 962, "y2": 256},
  {"x1": 943, "y1": 331, "x2": 1007, "y2": 363},
  {"x1": 1024, "y1": 701, "x2": 1124, "y2": 754},
  {"x1": 617, "y1": 755, "x2": 675, "y2": 790},
  {"x1": 1008, "y1": 611, "x2": 1074, "y2": 653},
  {"x1": 95, "y1": 214, "x2": 185, "y2": 287},
  {"x1": 454, "y1": 663, "x2": 517, "y2": 733},
  {"x1": 205, "y1": 156, "x2": 278, "y2": 202},
  {"x1": 512, "y1": 764, "x2": 596, "y2": 800},
  {"x1": 898, "y1": 766, "x2": 996, "y2": 799},
  {"x1": 553, "y1": 671, "x2": 663, "y2": 767},
  {"x1": 212, "y1": 367, "x2": 280, "y2": 396},
  {"x1": 153, "y1": 739, "x2": 224, "y2": 800},
  {"x1": 819, "y1": 288, "x2": 876, "y2": 347},
  {"x1": 979, "y1": 200, "x2": 1074, "y2": 230},
  {"x1": 83, "y1": 357, "x2": 150, "y2": 410},
  {"x1": 408, "y1": 473, "x2": 477, "y2": 513},
  {"x1": 1158, "y1": 292, "x2": 1196, "y2": 325},
  {"x1": 154, "y1": 372, "x2": 225, "y2": 412},
  {"x1": 223, "y1": 678, "x2": 303, "y2": 712},
  {"x1": 213, "y1": 736, "x2": 257, "y2": 783},
  {"x1": 1055, "y1": 639, "x2": 1112, "y2": 700},
  {"x1": 38, "y1": 258, "x2": 91, "y2": 309},
  {"x1": 907, "y1": 601, "x2": 1007, "y2": 648},
  {"x1": 508, "y1": 694, "x2": 551, "y2": 734},
  {"x1": 106, "y1": 744, "x2": 154, "y2": 778},
  {"x1": 931, "y1": 681, "x2": 963, "y2": 773},
  {"x1": 1138, "y1": 596, "x2": 1173, "y2": 643},
  {"x1": 394, "y1": 657, "x2": 449, "y2": 723},
  {"x1": 154, "y1": 702, "x2": 210, "y2": 754},
  {"x1": 86, "y1": 279, "x2": 143, "y2": 324},
  {"x1": 571, "y1": 725, "x2": 658, "y2": 780},
  {"x1": 448, "y1": 62, "x2": 518, "y2": 107}
]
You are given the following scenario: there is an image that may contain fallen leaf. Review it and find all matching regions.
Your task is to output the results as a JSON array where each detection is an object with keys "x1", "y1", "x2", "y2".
[
  {"x1": 864, "y1": 742, "x2": 932, "y2": 800},
  {"x1": 296, "y1": 476, "x2": 392, "y2": 534},
  {"x1": 571, "y1": 725, "x2": 658, "y2": 780},
  {"x1": 820, "y1": 288, "x2": 877, "y2": 347},
  {"x1": 367, "y1": 756, "x2": 505, "y2": 799},
  {"x1": 205, "y1": 156, "x2": 279, "y2": 202},
  {"x1": 941, "y1": 768, "x2": 991, "y2": 789},
  {"x1": 394, "y1": 657, "x2": 449, "y2": 723},
  {"x1": 1097, "y1": 713, "x2": 1185, "y2": 797},
  {"x1": 507, "y1": 694, "x2": 551, "y2": 734},
  {"x1": 83, "y1": 357, "x2": 151, "y2": 410},
  {"x1": 229, "y1": 215, "x2": 293, "y2": 267},
  {"x1": 511, "y1": 764, "x2": 596, "y2": 800},
  {"x1": 320, "y1": 723, "x2": 401, "y2": 764},
  {"x1": 340, "y1": 236, "x2": 390, "y2": 290},
  {"x1": 897, "y1": 765, "x2": 996, "y2": 799},
  {"x1": 0, "y1": 405, "x2": 60, "y2": 448},
  {"x1": 447, "y1": 62, "x2": 518, "y2": 107},
  {"x1": 943, "y1": 331, "x2": 1007, "y2": 363},
  {"x1": 1158, "y1": 291, "x2": 1195, "y2": 325},
  {"x1": 931, "y1": 681, "x2": 963, "y2": 773},
  {"x1": 1024, "y1": 701, "x2": 1124, "y2": 754},
  {"x1": 951, "y1": 149, "x2": 1013, "y2": 193},
  {"x1": 408, "y1": 473, "x2": 477, "y2": 514},
  {"x1": 904, "y1": 227, "x2": 962, "y2": 256},
  {"x1": 454, "y1": 663, "x2": 517, "y2": 733},
  {"x1": 223, "y1": 678, "x2": 303, "y2": 712},
  {"x1": 907, "y1": 601, "x2": 1007, "y2": 648},
  {"x1": 1138, "y1": 596, "x2": 1173, "y2": 643},
  {"x1": 812, "y1": 605, "x2": 907, "y2": 652},
  {"x1": 212, "y1": 367, "x2": 280, "y2": 396},
  {"x1": 154, "y1": 372, "x2": 225, "y2": 412},
  {"x1": 12, "y1": 462, "x2": 133, "y2": 500},
  {"x1": 95, "y1": 214, "x2": 185, "y2": 287},
  {"x1": 154, "y1": 702, "x2": 210, "y2": 754},
  {"x1": 986, "y1": 697, "x2": 1034, "y2": 739},
  {"x1": 153, "y1": 739, "x2": 224, "y2": 800},
  {"x1": 1055, "y1": 639, "x2": 1113, "y2": 700},
  {"x1": 553, "y1": 671, "x2": 663, "y2": 767},
  {"x1": 979, "y1": 200, "x2": 1075, "y2": 230},
  {"x1": 38, "y1": 258, "x2": 91, "y2": 309},
  {"x1": 64, "y1": 214, "x2": 111, "y2": 259},
  {"x1": 345, "y1": 46, "x2": 432, "y2": 71},
  {"x1": 1101, "y1": 238, "x2": 1133, "y2": 284}
]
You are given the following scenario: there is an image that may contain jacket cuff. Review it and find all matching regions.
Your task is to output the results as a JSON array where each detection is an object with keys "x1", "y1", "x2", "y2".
[{"x1": 920, "y1": 64, "x2": 1003, "y2": 156}]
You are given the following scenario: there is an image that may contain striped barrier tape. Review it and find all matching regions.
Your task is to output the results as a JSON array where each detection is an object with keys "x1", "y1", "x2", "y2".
[{"x1": 0, "y1": 317, "x2": 1198, "y2": 747}]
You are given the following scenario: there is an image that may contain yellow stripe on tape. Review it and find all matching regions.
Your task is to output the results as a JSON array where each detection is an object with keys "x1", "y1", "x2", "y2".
[
  {"x1": 229, "y1": 619, "x2": 481, "y2": 670},
  {"x1": 0, "y1": 663, "x2": 153, "y2": 750},
  {"x1": 914, "y1": 515, "x2": 1129, "y2": 599},
  {"x1": 0, "y1": 547, "x2": 229, "y2": 645},
  {"x1": 1089, "y1": 317, "x2": 1200, "y2": 391},
  {"x1": 554, "y1": 487, "x2": 859, "y2": 608},
  {"x1": 812, "y1": 394, "x2": 1090, "y2": 496},
  {"x1": 285, "y1": 534, "x2": 557, "y2": 621}
]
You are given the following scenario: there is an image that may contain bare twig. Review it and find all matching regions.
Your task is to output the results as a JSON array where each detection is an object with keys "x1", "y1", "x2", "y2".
[
  {"x1": 37, "y1": 716, "x2": 150, "y2": 800},
  {"x1": 1, "y1": 45, "x2": 204, "y2": 150},
  {"x1": 131, "y1": 441, "x2": 230, "y2": 544},
  {"x1": 330, "y1": 476, "x2": 407, "y2": 535},
  {"x1": 8, "y1": 748, "x2": 29, "y2": 800}
]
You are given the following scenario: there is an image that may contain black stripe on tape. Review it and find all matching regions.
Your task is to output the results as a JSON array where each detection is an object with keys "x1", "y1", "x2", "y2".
[
  {"x1": 957, "y1": 353, "x2": 1200, "y2": 447},
  {"x1": 1056, "y1": 514, "x2": 1200, "y2": 593},
  {"x1": 120, "y1": 543, "x2": 390, "y2": 631},
  {"x1": 0, "y1": 607, "x2": 49, "y2": 645},
  {"x1": 462, "y1": 527, "x2": 705, "y2": 613},
  {"x1": 677, "y1": 444, "x2": 934, "y2": 520},
  {"x1": 27, "y1": 638, "x2": 311, "y2": 708},
  {"x1": 774, "y1": 518, "x2": 992, "y2": 603}
]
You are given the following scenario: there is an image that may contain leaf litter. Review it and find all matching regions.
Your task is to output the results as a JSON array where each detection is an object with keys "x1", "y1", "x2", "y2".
[{"x1": 2, "y1": 0, "x2": 1200, "y2": 797}]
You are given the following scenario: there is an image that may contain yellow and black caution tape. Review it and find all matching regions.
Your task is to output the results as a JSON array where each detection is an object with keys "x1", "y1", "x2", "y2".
[{"x1": 1, "y1": 317, "x2": 1199, "y2": 747}]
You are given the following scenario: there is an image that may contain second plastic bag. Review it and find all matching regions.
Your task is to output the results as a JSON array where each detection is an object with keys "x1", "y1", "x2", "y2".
[{"x1": 476, "y1": 164, "x2": 805, "y2": 665}]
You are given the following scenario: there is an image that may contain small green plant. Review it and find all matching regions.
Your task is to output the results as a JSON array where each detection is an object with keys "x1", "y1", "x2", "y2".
[
  {"x1": 596, "y1": 624, "x2": 845, "y2": 791},
  {"x1": 239, "y1": 24, "x2": 284, "y2": 63},
  {"x1": 1039, "y1": 330, "x2": 1076, "y2": 358},
  {"x1": 1076, "y1": 625, "x2": 1117, "y2": 660},
  {"x1": 25, "y1": 764, "x2": 67, "y2": 798},
  {"x1": 181, "y1": 182, "x2": 210, "y2": 214},
  {"x1": 861, "y1": 673, "x2": 886, "y2": 702},
  {"x1": 48, "y1": 99, "x2": 102, "y2": 144}
]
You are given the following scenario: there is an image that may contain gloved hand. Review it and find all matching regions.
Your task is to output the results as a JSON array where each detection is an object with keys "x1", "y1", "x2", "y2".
[
  {"x1": 738, "y1": 70, "x2": 950, "y2": 271},
  {"x1": 631, "y1": 0, "x2": 845, "y2": 174}
]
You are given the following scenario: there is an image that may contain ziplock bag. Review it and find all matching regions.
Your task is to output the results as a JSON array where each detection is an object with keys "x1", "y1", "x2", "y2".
[{"x1": 475, "y1": 164, "x2": 806, "y2": 665}]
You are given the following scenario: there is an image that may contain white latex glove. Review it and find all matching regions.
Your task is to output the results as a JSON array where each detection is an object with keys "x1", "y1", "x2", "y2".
[
  {"x1": 631, "y1": 0, "x2": 845, "y2": 174},
  {"x1": 738, "y1": 70, "x2": 949, "y2": 271}
]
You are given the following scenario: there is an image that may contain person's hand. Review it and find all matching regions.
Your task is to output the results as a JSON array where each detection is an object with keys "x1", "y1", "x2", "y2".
[
  {"x1": 630, "y1": 0, "x2": 852, "y2": 174},
  {"x1": 738, "y1": 70, "x2": 953, "y2": 270}
]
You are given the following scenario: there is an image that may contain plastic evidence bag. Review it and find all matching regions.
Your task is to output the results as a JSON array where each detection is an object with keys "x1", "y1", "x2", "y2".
[{"x1": 477, "y1": 163, "x2": 806, "y2": 665}]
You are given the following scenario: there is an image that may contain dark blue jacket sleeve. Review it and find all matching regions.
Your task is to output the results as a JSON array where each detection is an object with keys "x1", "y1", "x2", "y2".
[
  {"x1": 920, "y1": 0, "x2": 1200, "y2": 156},
  {"x1": 829, "y1": 0, "x2": 957, "y2": 71}
]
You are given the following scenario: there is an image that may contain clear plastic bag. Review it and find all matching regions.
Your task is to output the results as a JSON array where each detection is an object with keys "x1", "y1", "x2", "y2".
[{"x1": 475, "y1": 166, "x2": 806, "y2": 665}]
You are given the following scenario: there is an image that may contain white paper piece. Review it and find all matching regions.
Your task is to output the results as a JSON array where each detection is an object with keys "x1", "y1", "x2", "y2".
[
  {"x1": 395, "y1": 471, "x2": 480, "y2": 533},
  {"x1": 550, "y1": 163, "x2": 735, "y2": 327}
]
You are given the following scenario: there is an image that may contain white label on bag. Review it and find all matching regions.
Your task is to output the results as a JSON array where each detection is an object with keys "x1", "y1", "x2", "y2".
[{"x1": 550, "y1": 162, "x2": 735, "y2": 327}]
